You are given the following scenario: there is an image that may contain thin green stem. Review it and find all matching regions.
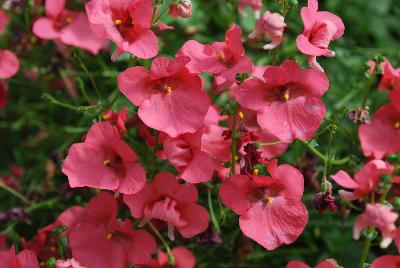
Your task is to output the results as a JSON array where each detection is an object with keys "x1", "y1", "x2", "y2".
[
  {"x1": 41, "y1": 93, "x2": 100, "y2": 112},
  {"x1": 358, "y1": 228, "x2": 374, "y2": 268},
  {"x1": 257, "y1": 141, "x2": 282, "y2": 147},
  {"x1": 230, "y1": 106, "x2": 238, "y2": 175},
  {"x1": 148, "y1": 222, "x2": 175, "y2": 265},
  {"x1": 74, "y1": 52, "x2": 102, "y2": 99},
  {"x1": 301, "y1": 140, "x2": 350, "y2": 166},
  {"x1": 361, "y1": 72, "x2": 376, "y2": 108},
  {"x1": 152, "y1": 0, "x2": 175, "y2": 24},
  {"x1": 0, "y1": 180, "x2": 31, "y2": 205},
  {"x1": 207, "y1": 188, "x2": 221, "y2": 233}
]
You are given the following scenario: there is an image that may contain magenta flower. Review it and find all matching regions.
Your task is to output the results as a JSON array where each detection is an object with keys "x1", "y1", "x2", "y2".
[
  {"x1": 169, "y1": 0, "x2": 192, "y2": 19},
  {"x1": 353, "y1": 204, "x2": 398, "y2": 248},
  {"x1": 248, "y1": 11, "x2": 286, "y2": 50},
  {"x1": 0, "y1": 49, "x2": 19, "y2": 79},
  {"x1": 219, "y1": 160, "x2": 308, "y2": 250},
  {"x1": 0, "y1": 246, "x2": 39, "y2": 268},
  {"x1": 69, "y1": 192, "x2": 157, "y2": 268},
  {"x1": 62, "y1": 122, "x2": 146, "y2": 194},
  {"x1": 331, "y1": 160, "x2": 393, "y2": 200},
  {"x1": 238, "y1": 0, "x2": 262, "y2": 18},
  {"x1": 371, "y1": 255, "x2": 400, "y2": 268},
  {"x1": 177, "y1": 24, "x2": 253, "y2": 89},
  {"x1": 235, "y1": 60, "x2": 329, "y2": 143},
  {"x1": 0, "y1": 9, "x2": 9, "y2": 33},
  {"x1": 296, "y1": 0, "x2": 345, "y2": 71},
  {"x1": 359, "y1": 90, "x2": 400, "y2": 159},
  {"x1": 124, "y1": 172, "x2": 209, "y2": 241},
  {"x1": 118, "y1": 56, "x2": 210, "y2": 138},
  {"x1": 32, "y1": 0, "x2": 104, "y2": 54},
  {"x1": 86, "y1": 0, "x2": 158, "y2": 60},
  {"x1": 163, "y1": 130, "x2": 214, "y2": 183}
]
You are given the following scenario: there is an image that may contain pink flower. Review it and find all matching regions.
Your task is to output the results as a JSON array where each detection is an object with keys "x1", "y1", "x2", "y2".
[
  {"x1": 124, "y1": 172, "x2": 209, "y2": 240},
  {"x1": 287, "y1": 259, "x2": 340, "y2": 268},
  {"x1": 370, "y1": 255, "x2": 400, "y2": 268},
  {"x1": 359, "y1": 90, "x2": 400, "y2": 159},
  {"x1": 296, "y1": 0, "x2": 345, "y2": 71},
  {"x1": 396, "y1": 228, "x2": 400, "y2": 252},
  {"x1": 32, "y1": 0, "x2": 104, "y2": 54},
  {"x1": 169, "y1": 0, "x2": 192, "y2": 19},
  {"x1": 142, "y1": 246, "x2": 195, "y2": 268},
  {"x1": 177, "y1": 24, "x2": 253, "y2": 89},
  {"x1": 86, "y1": 0, "x2": 158, "y2": 60},
  {"x1": 238, "y1": 0, "x2": 262, "y2": 18},
  {"x1": 331, "y1": 160, "x2": 393, "y2": 200},
  {"x1": 0, "y1": 246, "x2": 39, "y2": 268},
  {"x1": 69, "y1": 192, "x2": 157, "y2": 268},
  {"x1": 163, "y1": 130, "x2": 214, "y2": 183},
  {"x1": 0, "y1": 50, "x2": 19, "y2": 79},
  {"x1": 248, "y1": 11, "x2": 286, "y2": 50},
  {"x1": 379, "y1": 60, "x2": 400, "y2": 91},
  {"x1": 0, "y1": 81, "x2": 8, "y2": 109},
  {"x1": 56, "y1": 258, "x2": 85, "y2": 268},
  {"x1": 219, "y1": 160, "x2": 308, "y2": 250},
  {"x1": 353, "y1": 204, "x2": 398, "y2": 248},
  {"x1": 62, "y1": 122, "x2": 146, "y2": 194},
  {"x1": 118, "y1": 56, "x2": 210, "y2": 138},
  {"x1": 102, "y1": 106, "x2": 129, "y2": 135},
  {"x1": 0, "y1": 9, "x2": 9, "y2": 33},
  {"x1": 235, "y1": 60, "x2": 329, "y2": 143}
]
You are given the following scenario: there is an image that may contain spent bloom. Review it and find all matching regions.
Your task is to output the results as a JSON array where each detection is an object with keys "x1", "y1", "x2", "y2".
[
  {"x1": 86, "y1": 0, "x2": 158, "y2": 60},
  {"x1": 118, "y1": 56, "x2": 210, "y2": 138},
  {"x1": 124, "y1": 172, "x2": 209, "y2": 241},
  {"x1": 0, "y1": 81, "x2": 7, "y2": 108},
  {"x1": 248, "y1": 11, "x2": 286, "y2": 50},
  {"x1": 0, "y1": 49, "x2": 19, "y2": 79},
  {"x1": 219, "y1": 160, "x2": 308, "y2": 250},
  {"x1": 169, "y1": 0, "x2": 192, "y2": 19},
  {"x1": 235, "y1": 60, "x2": 329, "y2": 143},
  {"x1": 296, "y1": 0, "x2": 345, "y2": 71},
  {"x1": 32, "y1": 0, "x2": 104, "y2": 54},
  {"x1": 331, "y1": 159, "x2": 393, "y2": 200},
  {"x1": 62, "y1": 122, "x2": 146, "y2": 194}
]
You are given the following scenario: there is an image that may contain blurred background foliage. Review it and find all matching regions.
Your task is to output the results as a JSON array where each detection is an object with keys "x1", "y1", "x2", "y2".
[{"x1": 0, "y1": 0, "x2": 399, "y2": 267}]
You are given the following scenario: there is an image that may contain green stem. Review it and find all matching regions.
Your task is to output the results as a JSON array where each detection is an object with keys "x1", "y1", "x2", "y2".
[
  {"x1": 257, "y1": 141, "x2": 282, "y2": 147},
  {"x1": 207, "y1": 188, "x2": 221, "y2": 233},
  {"x1": 0, "y1": 180, "x2": 31, "y2": 205},
  {"x1": 230, "y1": 106, "x2": 238, "y2": 175},
  {"x1": 152, "y1": 0, "x2": 175, "y2": 24},
  {"x1": 301, "y1": 141, "x2": 350, "y2": 166},
  {"x1": 358, "y1": 228, "x2": 374, "y2": 268},
  {"x1": 41, "y1": 93, "x2": 99, "y2": 112},
  {"x1": 361, "y1": 72, "x2": 376, "y2": 108},
  {"x1": 74, "y1": 52, "x2": 102, "y2": 99},
  {"x1": 148, "y1": 222, "x2": 175, "y2": 266}
]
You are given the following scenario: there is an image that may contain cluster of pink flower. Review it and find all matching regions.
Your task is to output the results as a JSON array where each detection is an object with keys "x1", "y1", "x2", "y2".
[{"x1": 1, "y1": 0, "x2": 400, "y2": 267}]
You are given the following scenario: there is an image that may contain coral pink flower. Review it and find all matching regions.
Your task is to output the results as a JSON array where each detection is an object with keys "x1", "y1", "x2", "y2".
[
  {"x1": 142, "y1": 246, "x2": 195, "y2": 268},
  {"x1": 69, "y1": 192, "x2": 156, "y2": 268},
  {"x1": 56, "y1": 258, "x2": 85, "y2": 268},
  {"x1": 0, "y1": 82, "x2": 8, "y2": 109},
  {"x1": 238, "y1": 0, "x2": 262, "y2": 18},
  {"x1": 359, "y1": 90, "x2": 400, "y2": 159},
  {"x1": 0, "y1": 247, "x2": 39, "y2": 268},
  {"x1": 370, "y1": 255, "x2": 400, "y2": 268},
  {"x1": 118, "y1": 56, "x2": 210, "y2": 138},
  {"x1": 124, "y1": 172, "x2": 209, "y2": 240},
  {"x1": 219, "y1": 160, "x2": 308, "y2": 250},
  {"x1": 287, "y1": 259, "x2": 340, "y2": 268},
  {"x1": 296, "y1": 0, "x2": 345, "y2": 71},
  {"x1": 0, "y1": 9, "x2": 9, "y2": 33},
  {"x1": 163, "y1": 130, "x2": 214, "y2": 183},
  {"x1": 353, "y1": 204, "x2": 398, "y2": 248},
  {"x1": 86, "y1": 0, "x2": 158, "y2": 60},
  {"x1": 379, "y1": 60, "x2": 400, "y2": 91},
  {"x1": 102, "y1": 106, "x2": 129, "y2": 134},
  {"x1": 62, "y1": 122, "x2": 146, "y2": 194},
  {"x1": 0, "y1": 50, "x2": 19, "y2": 79},
  {"x1": 248, "y1": 11, "x2": 286, "y2": 50},
  {"x1": 177, "y1": 24, "x2": 253, "y2": 89},
  {"x1": 169, "y1": 0, "x2": 192, "y2": 19},
  {"x1": 235, "y1": 60, "x2": 329, "y2": 143},
  {"x1": 331, "y1": 160, "x2": 393, "y2": 200},
  {"x1": 32, "y1": 0, "x2": 104, "y2": 54}
]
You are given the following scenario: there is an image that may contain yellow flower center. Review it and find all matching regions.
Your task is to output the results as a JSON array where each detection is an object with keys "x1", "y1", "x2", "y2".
[
  {"x1": 283, "y1": 92, "x2": 289, "y2": 102},
  {"x1": 253, "y1": 168, "x2": 259, "y2": 175},
  {"x1": 238, "y1": 111, "x2": 244, "y2": 119},
  {"x1": 65, "y1": 17, "x2": 73, "y2": 24},
  {"x1": 216, "y1": 52, "x2": 223, "y2": 61},
  {"x1": 106, "y1": 233, "x2": 113, "y2": 239},
  {"x1": 103, "y1": 159, "x2": 110, "y2": 166},
  {"x1": 102, "y1": 113, "x2": 110, "y2": 120},
  {"x1": 114, "y1": 19, "x2": 122, "y2": 26},
  {"x1": 30, "y1": 36, "x2": 37, "y2": 44},
  {"x1": 165, "y1": 86, "x2": 173, "y2": 94},
  {"x1": 395, "y1": 121, "x2": 400, "y2": 129},
  {"x1": 265, "y1": 196, "x2": 273, "y2": 204}
]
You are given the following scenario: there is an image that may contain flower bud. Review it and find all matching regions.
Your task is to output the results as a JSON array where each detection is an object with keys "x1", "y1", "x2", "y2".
[{"x1": 169, "y1": 0, "x2": 192, "y2": 19}]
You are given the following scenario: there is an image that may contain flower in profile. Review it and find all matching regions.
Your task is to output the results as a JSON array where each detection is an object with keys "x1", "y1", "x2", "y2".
[
  {"x1": 0, "y1": 9, "x2": 9, "y2": 33},
  {"x1": 0, "y1": 246, "x2": 39, "y2": 268},
  {"x1": 331, "y1": 160, "x2": 393, "y2": 200},
  {"x1": 248, "y1": 11, "x2": 286, "y2": 50},
  {"x1": 86, "y1": 0, "x2": 158, "y2": 60},
  {"x1": 359, "y1": 90, "x2": 400, "y2": 159},
  {"x1": 379, "y1": 60, "x2": 400, "y2": 91},
  {"x1": 287, "y1": 259, "x2": 340, "y2": 268},
  {"x1": 124, "y1": 172, "x2": 209, "y2": 241},
  {"x1": 69, "y1": 192, "x2": 157, "y2": 268},
  {"x1": 163, "y1": 130, "x2": 214, "y2": 183},
  {"x1": 238, "y1": 0, "x2": 262, "y2": 18},
  {"x1": 102, "y1": 106, "x2": 129, "y2": 135},
  {"x1": 353, "y1": 204, "x2": 398, "y2": 248},
  {"x1": 235, "y1": 60, "x2": 329, "y2": 143},
  {"x1": 169, "y1": 0, "x2": 192, "y2": 19},
  {"x1": 62, "y1": 122, "x2": 146, "y2": 194},
  {"x1": 118, "y1": 56, "x2": 210, "y2": 138},
  {"x1": 177, "y1": 24, "x2": 253, "y2": 89},
  {"x1": 0, "y1": 49, "x2": 19, "y2": 79},
  {"x1": 219, "y1": 160, "x2": 308, "y2": 250},
  {"x1": 32, "y1": 0, "x2": 104, "y2": 54},
  {"x1": 296, "y1": 0, "x2": 345, "y2": 71},
  {"x1": 142, "y1": 246, "x2": 195, "y2": 268},
  {"x1": 370, "y1": 255, "x2": 400, "y2": 268}
]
